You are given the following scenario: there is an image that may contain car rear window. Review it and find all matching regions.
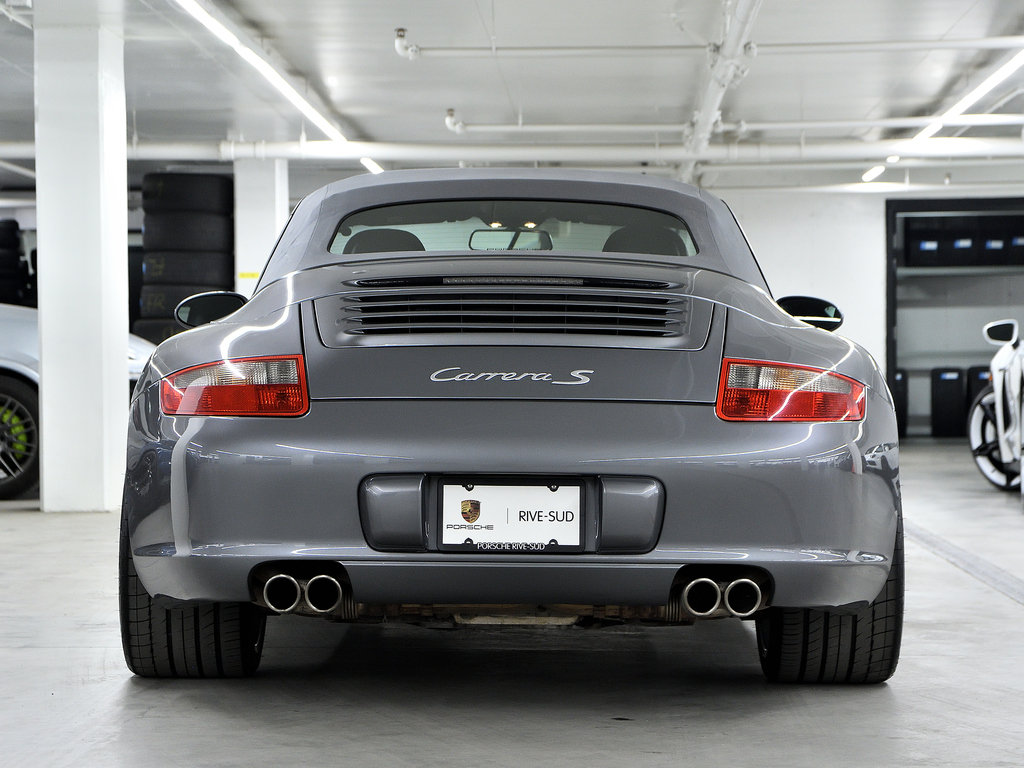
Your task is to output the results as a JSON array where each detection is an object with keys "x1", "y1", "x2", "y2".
[{"x1": 328, "y1": 200, "x2": 698, "y2": 257}]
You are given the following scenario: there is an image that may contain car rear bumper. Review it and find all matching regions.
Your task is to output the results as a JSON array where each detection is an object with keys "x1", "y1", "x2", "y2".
[
  {"x1": 132, "y1": 546, "x2": 890, "y2": 611},
  {"x1": 125, "y1": 393, "x2": 900, "y2": 611}
]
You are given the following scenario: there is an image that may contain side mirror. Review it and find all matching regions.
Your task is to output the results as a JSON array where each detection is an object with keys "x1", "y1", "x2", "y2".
[
  {"x1": 174, "y1": 291, "x2": 246, "y2": 329},
  {"x1": 983, "y1": 319, "x2": 1019, "y2": 346},
  {"x1": 777, "y1": 295, "x2": 844, "y2": 332}
]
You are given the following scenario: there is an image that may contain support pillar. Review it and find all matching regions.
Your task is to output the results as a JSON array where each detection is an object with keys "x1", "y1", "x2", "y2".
[
  {"x1": 233, "y1": 158, "x2": 289, "y2": 296},
  {"x1": 34, "y1": 1, "x2": 128, "y2": 512}
]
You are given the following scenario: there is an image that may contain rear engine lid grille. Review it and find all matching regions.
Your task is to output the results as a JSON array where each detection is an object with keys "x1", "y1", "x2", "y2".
[{"x1": 337, "y1": 288, "x2": 689, "y2": 337}]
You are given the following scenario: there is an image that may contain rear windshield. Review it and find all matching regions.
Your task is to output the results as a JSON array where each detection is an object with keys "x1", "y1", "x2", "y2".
[{"x1": 329, "y1": 200, "x2": 697, "y2": 257}]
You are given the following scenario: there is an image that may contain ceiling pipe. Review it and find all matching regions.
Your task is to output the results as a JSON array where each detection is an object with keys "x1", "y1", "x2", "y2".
[
  {"x1": 0, "y1": 4, "x2": 31, "y2": 30},
  {"x1": 394, "y1": 28, "x2": 1024, "y2": 58},
  {"x1": 443, "y1": 111, "x2": 1024, "y2": 135},
  {"x1": 680, "y1": 0, "x2": 764, "y2": 182},
  {"x1": 708, "y1": 180, "x2": 1024, "y2": 194},
  {"x1": 4, "y1": 136, "x2": 1024, "y2": 164},
  {"x1": 698, "y1": 156, "x2": 1024, "y2": 172},
  {"x1": 0, "y1": 158, "x2": 34, "y2": 179}
]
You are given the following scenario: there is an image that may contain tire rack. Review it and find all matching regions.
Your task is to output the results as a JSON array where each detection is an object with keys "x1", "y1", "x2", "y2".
[
  {"x1": 134, "y1": 173, "x2": 235, "y2": 344},
  {"x1": 0, "y1": 219, "x2": 29, "y2": 306}
]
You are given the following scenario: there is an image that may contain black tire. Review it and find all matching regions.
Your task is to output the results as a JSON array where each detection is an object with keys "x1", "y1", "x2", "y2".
[
  {"x1": 142, "y1": 173, "x2": 234, "y2": 215},
  {"x1": 0, "y1": 248, "x2": 21, "y2": 269},
  {"x1": 143, "y1": 251, "x2": 234, "y2": 287},
  {"x1": 119, "y1": 513, "x2": 265, "y2": 678},
  {"x1": 0, "y1": 278, "x2": 23, "y2": 304},
  {"x1": 0, "y1": 219, "x2": 19, "y2": 250},
  {"x1": 967, "y1": 384, "x2": 1020, "y2": 490},
  {"x1": 131, "y1": 318, "x2": 184, "y2": 344},
  {"x1": 128, "y1": 246, "x2": 145, "y2": 327},
  {"x1": 139, "y1": 284, "x2": 214, "y2": 319},
  {"x1": 0, "y1": 376, "x2": 39, "y2": 499},
  {"x1": 143, "y1": 212, "x2": 233, "y2": 252},
  {"x1": 756, "y1": 516, "x2": 904, "y2": 684}
]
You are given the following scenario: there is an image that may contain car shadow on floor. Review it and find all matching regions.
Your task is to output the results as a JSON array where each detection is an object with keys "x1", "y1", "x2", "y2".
[{"x1": 263, "y1": 613, "x2": 765, "y2": 688}]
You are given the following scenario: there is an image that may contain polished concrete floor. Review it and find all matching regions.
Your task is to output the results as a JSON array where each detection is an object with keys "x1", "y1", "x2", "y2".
[{"x1": 2, "y1": 438, "x2": 1023, "y2": 767}]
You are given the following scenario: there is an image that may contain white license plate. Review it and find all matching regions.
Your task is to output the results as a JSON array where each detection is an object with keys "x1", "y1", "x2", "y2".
[{"x1": 440, "y1": 483, "x2": 582, "y2": 552}]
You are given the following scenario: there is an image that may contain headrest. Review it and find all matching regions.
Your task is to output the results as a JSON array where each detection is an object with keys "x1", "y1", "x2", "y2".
[
  {"x1": 602, "y1": 225, "x2": 686, "y2": 257},
  {"x1": 342, "y1": 228, "x2": 425, "y2": 254}
]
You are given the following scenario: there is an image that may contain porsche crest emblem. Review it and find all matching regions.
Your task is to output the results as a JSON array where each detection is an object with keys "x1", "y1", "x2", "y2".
[{"x1": 461, "y1": 499, "x2": 481, "y2": 523}]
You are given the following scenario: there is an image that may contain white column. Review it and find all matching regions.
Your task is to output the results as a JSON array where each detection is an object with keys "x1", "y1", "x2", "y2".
[
  {"x1": 34, "y1": 1, "x2": 128, "y2": 513},
  {"x1": 233, "y1": 158, "x2": 289, "y2": 296}
]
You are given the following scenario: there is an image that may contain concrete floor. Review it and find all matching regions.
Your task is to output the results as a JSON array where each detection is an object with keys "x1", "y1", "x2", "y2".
[{"x1": 2, "y1": 438, "x2": 1023, "y2": 767}]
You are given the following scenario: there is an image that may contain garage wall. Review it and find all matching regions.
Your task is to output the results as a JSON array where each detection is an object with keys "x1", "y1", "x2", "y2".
[{"x1": 719, "y1": 190, "x2": 887, "y2": 372}]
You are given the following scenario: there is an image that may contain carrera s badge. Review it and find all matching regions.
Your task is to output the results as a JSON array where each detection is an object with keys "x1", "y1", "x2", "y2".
[{"x1": 430, "y1": 367, "x2": 594, "y2": 385}]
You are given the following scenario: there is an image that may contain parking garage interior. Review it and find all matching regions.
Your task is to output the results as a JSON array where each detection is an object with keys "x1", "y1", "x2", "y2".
[{"x1": 3, "y1": 1, "x2": 1024, "y2": 765}]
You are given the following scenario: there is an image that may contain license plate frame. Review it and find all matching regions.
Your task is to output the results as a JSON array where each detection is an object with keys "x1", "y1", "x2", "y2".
[{"x1": 438, "y1": 480, "x2": 584, "y2": 554}]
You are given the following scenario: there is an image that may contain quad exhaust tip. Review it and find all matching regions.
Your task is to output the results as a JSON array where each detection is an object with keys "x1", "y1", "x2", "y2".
[
  {"x1": 263, "y1": 573, "x2": 302, "y2": 614},
  {"x1": 682, "y1": 577, "x2": 722, "y2": 617},
  {"x1": 723, "y1": 578, "x2": 763, "y2": 618},
  {"x1": 680, "y1": 575, "x2": 766, "y2": 618},
  {"x1": 304, "y1": 574, "x2": 344, "y2": 614}
]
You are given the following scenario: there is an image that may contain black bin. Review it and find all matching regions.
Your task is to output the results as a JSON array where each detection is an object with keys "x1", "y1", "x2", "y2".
[
  {"x1": 891, "y1": 369, "x2": 908, "y2": 439},
  {"x1": 931, "y1": 367, "x2": 966, "y2": 437},
  {"x1": 966, "y1": 365, "x2": 991, "y2": 406}
]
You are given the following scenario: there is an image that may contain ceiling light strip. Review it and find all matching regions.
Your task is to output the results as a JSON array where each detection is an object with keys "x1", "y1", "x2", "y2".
[
  {"x1": 861, "y1": 47, "x2": 1024, "y2": 181},
  {"x1": 171, "y1": 0, "x2": 383, "y2": 173},
  {"x1": 913, "y1": 49, "x2": 1024, "y2": 141}
]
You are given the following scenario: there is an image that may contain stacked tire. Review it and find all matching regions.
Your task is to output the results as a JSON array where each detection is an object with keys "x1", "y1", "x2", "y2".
[
  {"x1": 134, "y1": 173, "x2": 234, "y2": 344},
  {"x1": 0, "y1": 219, "x2": 26, "y2": 305}
]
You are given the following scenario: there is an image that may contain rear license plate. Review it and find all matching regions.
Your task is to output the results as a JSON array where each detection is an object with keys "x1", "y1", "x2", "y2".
[{"x1": 440, "y1": 482, "x2": 583, "y2": 553}]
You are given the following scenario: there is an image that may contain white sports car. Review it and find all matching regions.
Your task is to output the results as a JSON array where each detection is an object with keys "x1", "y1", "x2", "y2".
[{"x1": 0, "y1": 302, "x2": 156, "y2": 498}]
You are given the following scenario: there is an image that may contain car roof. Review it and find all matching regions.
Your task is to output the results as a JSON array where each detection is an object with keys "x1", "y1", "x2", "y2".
[{"x1": 257, "y1": 168, "x2": 768, "y2": 293}]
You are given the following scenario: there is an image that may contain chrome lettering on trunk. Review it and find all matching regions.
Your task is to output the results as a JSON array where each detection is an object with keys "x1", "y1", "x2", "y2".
[{"x1": 430, "y1": 367, "x2": 594, "y2": 385}]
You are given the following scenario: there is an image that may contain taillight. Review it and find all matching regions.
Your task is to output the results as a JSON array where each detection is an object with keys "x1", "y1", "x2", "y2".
[
  {"x1": 716, "y1": 358, "x2": 865, "y2": 422},
  {"x1": 160, "y1": 355, "x2": 308, "y2": 416}
]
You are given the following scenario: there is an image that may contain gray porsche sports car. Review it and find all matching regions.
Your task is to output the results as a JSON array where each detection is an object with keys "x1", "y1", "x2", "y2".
[{"x1": 120, "y1": 168, "x2": 902, "y2": 683}]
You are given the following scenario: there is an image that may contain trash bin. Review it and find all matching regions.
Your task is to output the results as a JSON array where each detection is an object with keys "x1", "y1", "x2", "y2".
[
  {"x1": 931, "y1": 367, "x2": 966, "y2": 437},
  {"x1": 966, "y1": 365, "x2": 991, "y2": 406},
  {"x1": 891, "y1": 368, "x2": 908, "y2": 439}
]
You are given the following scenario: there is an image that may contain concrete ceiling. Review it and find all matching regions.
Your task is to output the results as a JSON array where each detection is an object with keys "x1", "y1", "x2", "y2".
[{"x1": 3, "y1": 0, "x2": 1024, "y2": 199}]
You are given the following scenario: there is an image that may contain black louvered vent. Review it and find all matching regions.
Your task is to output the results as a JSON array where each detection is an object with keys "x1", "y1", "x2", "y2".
[{"x1": 341, "y1": 288, "x2": 689, "y2": 337}]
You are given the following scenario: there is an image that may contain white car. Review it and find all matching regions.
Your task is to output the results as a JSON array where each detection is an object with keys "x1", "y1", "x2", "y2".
[
  {"x1": 0, "y1": 302, "x2": 156, "y2": 498},
  {"x1": 968, "y1": 318, "x2": 1022, "y2": 490}
]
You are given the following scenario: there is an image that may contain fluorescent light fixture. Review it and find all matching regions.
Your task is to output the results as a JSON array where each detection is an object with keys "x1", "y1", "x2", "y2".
[
  {"x1": 912, "y1": 49, "x2": 1024, "y2": 141},
  {"x1": 861, "y1": 165, "x2": 886, "y2": 182},
  {"x1": 886, "y1": 155, "x2": 901, "y2": 164},
  {"x1": 173, "y1": 0, "x2": 383, "y2": 172}
]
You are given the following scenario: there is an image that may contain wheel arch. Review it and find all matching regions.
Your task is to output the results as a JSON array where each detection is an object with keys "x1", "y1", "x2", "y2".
[{"x1": 0, "y1": 361, "x2": 38, "y2": 390}]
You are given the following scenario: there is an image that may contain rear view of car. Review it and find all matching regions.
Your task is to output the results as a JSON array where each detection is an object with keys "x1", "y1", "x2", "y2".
[{"x1": 120, "y1": 169, "x2": 902, "y2": 683}]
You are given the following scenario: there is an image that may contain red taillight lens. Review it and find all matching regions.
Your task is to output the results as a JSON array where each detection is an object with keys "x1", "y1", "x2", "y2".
[
  {"x1": 716, "y1": 359, "x2": 865, "y2": 422},
  {"x1": 160, "y1": 355, "x2": 308, "y2": 416}
]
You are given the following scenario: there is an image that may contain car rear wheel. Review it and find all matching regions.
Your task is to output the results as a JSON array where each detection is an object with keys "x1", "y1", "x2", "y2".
[
  {"x1": 968, "y1": 385, "x2": 1020, "y2": 491},
  {"x1": 755, "y1": 516, "x2": 903, "y2": 684},
  {"x1": 0, "y1": 376, "x2": 39, "y2": 499},
  {"x1": 119, "y1": 514, "x2": 266, "y2": 677}
]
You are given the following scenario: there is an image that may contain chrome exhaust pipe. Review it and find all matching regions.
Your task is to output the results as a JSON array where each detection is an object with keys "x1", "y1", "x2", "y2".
[
  {"x1": 682, "y1": 577, "x2": 722, "y2": 617},
  {"x1": 304, "y1": 574, "x2": 344, "y2": 614},
  {"x1": 723, "y1": 578, "x2": 763, "y2": 618},
  {"x1": 263, "y1": 573, "x2": 302, "y2": 614}
]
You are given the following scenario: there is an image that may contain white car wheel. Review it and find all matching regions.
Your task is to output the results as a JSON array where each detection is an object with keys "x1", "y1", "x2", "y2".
[{"x1": 968, "y1": 385, "x2": 1021, "y2": 491}]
